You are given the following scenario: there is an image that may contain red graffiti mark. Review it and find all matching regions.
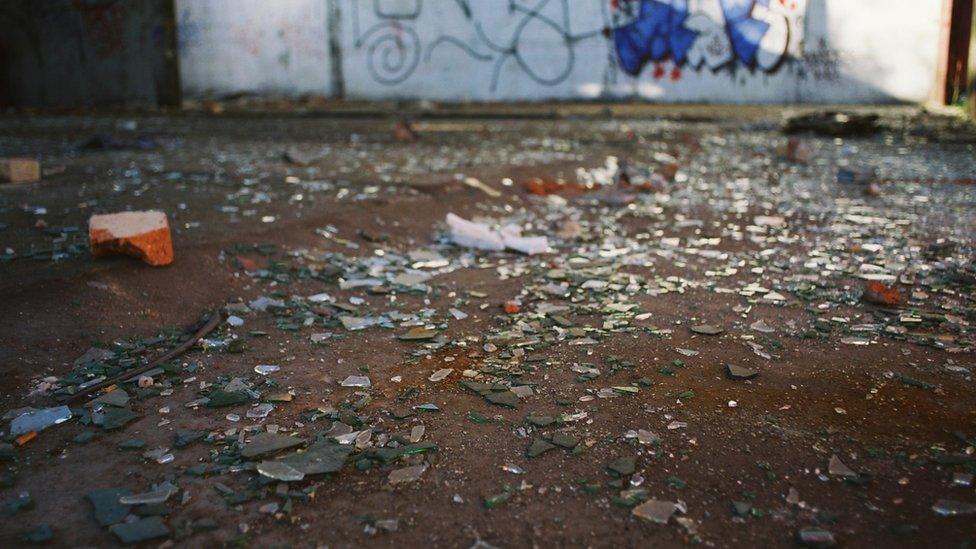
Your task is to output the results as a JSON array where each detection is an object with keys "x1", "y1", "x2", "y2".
[
  {"x1": 652, "y1": 63, "x2": 665, "y2": 79},
  {"x1": 231, "y1": 21, "x2": 262, "y2": 56},
  {"x1": 670, "y1": 66, "x2": 682, "y2": 80}
]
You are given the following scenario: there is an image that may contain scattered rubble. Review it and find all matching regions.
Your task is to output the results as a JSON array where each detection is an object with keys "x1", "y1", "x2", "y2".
[
  {"x1": 784, "y1": 111, "x2": 880, "y2": 136},
  {"x1": 1, "y1": 108, "x2": 974, "y2": 546}
]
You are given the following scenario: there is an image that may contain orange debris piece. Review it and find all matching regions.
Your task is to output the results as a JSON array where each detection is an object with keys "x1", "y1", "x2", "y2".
[{"x1": 16, "y1": 431, "x2": 37, "y2": 446}]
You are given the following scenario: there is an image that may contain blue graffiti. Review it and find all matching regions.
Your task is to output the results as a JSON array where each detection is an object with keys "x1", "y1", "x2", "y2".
[
  {"x1": 613, "y1": 0, "x2": 777, "y2": 76},
  {"x1": 613, "y1": 1, "x2": 694, "y2": 75},
  {"x1": 721, "y1": 0, "x2": 772, "y2": 66}
]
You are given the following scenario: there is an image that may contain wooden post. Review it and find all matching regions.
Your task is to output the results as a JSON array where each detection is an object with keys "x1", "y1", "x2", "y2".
[
  {"x1": 943, "y1": 0, "x2": 974, "y2": 105},
  {"x1": 969, "y1": 2, "x2": 976, "y2": 117}
]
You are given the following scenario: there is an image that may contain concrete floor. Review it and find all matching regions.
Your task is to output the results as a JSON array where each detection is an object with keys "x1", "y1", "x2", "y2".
[{"x1": 0, "y1": 107, "x2": 974, "y2": 547}]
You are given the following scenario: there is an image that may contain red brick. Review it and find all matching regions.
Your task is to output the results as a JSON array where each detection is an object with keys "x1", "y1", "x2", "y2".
[
  {"x1": 89, "y1": 211, "x2": 174, "y2": 266},
  {"x1": 0, "y1": 158, "x2": 40, "y2": 183}
]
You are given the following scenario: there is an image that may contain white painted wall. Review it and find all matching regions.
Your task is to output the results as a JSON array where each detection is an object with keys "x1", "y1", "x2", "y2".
[
  {"x1": 177, "y1": 0, "x2": 947, "y2": 104},
  {"x1": 176, "y1": 0, "x2": 333, "y2": 98},
  {"x1": 795, "y1": 0, "x2": 946, "y2": 103}
]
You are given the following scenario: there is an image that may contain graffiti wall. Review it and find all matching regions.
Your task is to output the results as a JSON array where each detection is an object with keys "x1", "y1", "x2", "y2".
[
  {"x1": 341, "y1": 0, "x2": 943, "y2": 103},
  {"x1": 342, "y1": 0, "x2": 806, "y2": 100},
  {"x1": 176, "y1": 0, "x2": 947, "y2": 104}
]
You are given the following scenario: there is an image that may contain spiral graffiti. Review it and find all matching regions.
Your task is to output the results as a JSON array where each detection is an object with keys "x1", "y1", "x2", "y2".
[{"x1": 358, "y1": 22, "x2": 422, "y2": 86}]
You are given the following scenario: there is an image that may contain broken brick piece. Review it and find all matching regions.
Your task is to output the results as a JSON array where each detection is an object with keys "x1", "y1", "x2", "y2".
[
  {"x1": 0, "y1": 158, "x2": 40, "y2": 183},
  {"x1": 393, "y1": 120, "x2": 419, "y2": 143},
  {"x1": 862, "y1": 280, "x2": 901, "y2": 306},
  {"x1": 236, "y1": 256, "x2": 259, "y2": 271},
  {"x1": 524, "y1": 177, "x2": 587, "y2": 197},
  {"x1": 89, "y1": 211, "x2": 174, "y2": 266}
]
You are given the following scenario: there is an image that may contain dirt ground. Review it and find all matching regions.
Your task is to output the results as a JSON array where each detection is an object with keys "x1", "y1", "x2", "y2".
[{"x1": 0, "y1": 105, "x2": 975, "y2": 548}]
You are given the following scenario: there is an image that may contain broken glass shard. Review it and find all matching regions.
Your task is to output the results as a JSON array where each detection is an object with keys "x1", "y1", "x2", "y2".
[
  {"x1": 280, "y1": 442, "x2": 353, "y2": 475},
  {"x1": 607, "y1": 456, "x2": 636, "y2": 476},
  {"x1": 429, "y1": 369, "x2": 453, "y2": 382},
  {"x1": 632, "y1": 499, "x2": 677, "y2": 524},
  {"x1": 254, "y1": 364, "x2": 279, "y2": 376},
  {"x1": 484, "y1": 391, "x2": 519, "y2": 408},
  {"x1": 388, "y1": 465, "x2": 427, "y2": 485},
  {"x1": 95, "y1": 407, "x2": 139, "y2": 430},
  {"x1": 340, "y1": 316, "x2": 375, "y2": 331},
  {"x1": 828, "y1": 455, "x2": 858, "y2": 478},
  {"x1": 257, "y1": 461, "x2": 305, "y2": 482},
  {"x1": 247, "y1": 403, "x2": 274, "y2": 419},
  {"x1": 726, "y1": 364, "x2": 758, "y2": 380},
  {"x1": 119, "y1": 482, "x2": 178, "y2": 505},
  {"x1": 551, "y1": 432, "x2": 579, "y2": 449},
  {"x1": 241, "y1": 432, "x2": 305, "y2": 459},
  {"x1": 205, "y1": 390, "x2": 250, "y2": 408},
  {"x1": 690, "y1": 324, "x2": 724, "y2": 335},
  {"x1": 398, "y1": 327, "x2": 438, "y2": 341},
  {"x1": 91, "y1": 389, "x2": 130, "y2": 408},
  {"x1": 798, "y1": 527, "x2": 836, "y2": 546},
  {"x1": 340, "y1": 375, "x2": 371, "y2": 388},
  {"x1": 10, "y1": 406, "x2": 71, "y2": 436},
  {"x1": 750, "y1": 320, "x2": 775, "y2": 333},
  {"x1": 527, "y1": 438, "x2": 556, "y2": 458},
  {"x1": 932, "y1": 499, "x2": 976, "y2": 516}
]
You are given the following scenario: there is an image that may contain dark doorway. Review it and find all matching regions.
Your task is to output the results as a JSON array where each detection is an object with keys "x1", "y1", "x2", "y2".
[{"x1": 0, "y1": 0, "x2": 180, "y2": 108}]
